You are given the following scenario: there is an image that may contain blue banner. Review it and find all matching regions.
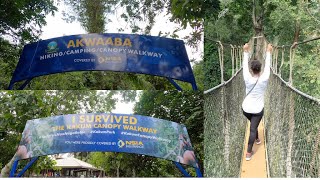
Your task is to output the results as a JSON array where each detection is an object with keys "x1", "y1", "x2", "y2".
[
  {"x1": 14, "y1": 113, "x2": 199, "y2": 168},
  {"x1": 9, "y1": 33, "x2": 196, "y2": 89}
]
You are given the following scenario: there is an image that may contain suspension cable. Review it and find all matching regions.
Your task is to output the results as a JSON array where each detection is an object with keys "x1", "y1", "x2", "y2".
[
  {"x1": 235, "y1": 47, "x2": 238, "y2": 71},
  {"x1": 205, "y1": 37, "x2": 243, "y2": 46},
  {"x1": 289, "y1": 42, "x2": 297, "y2": 85},
  {"x1": 217, "y1": 41, "x2": 224, "y2": 83},
  {"x1": 231, "y1": 45, "x2": 235, "y2": 75},
  {"x1": 274, "y1": 36, "x2": 320, "y2": 48},
  {"x1": 278, "y1": 46, "x2": 285, "y2": 77},
  {"x1": 274, "y1": 47, "x2": 279, "y2": 74}
]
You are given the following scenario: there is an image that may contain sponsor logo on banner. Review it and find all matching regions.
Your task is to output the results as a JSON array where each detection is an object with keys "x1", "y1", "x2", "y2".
[
  {"x1": 118, "y1": 140, "x2": 125, "y2": 148},
  {"x1": 46, "y1": 41, "x2": 59, "y2": 53},
  {"x1": 118, "y1": 139, "x2": 144, "y2": 148}
]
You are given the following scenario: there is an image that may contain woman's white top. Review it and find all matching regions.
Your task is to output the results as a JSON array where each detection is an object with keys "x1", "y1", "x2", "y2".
[{"x1": 242, "y1": 52, "x2": 271, "y2": 114}]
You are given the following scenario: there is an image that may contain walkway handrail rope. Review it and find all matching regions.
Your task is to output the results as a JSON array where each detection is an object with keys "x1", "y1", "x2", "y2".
[
  {"x1": 239, "y1": 46, "x2": 242, "y2": 68},
  {"x1": 235, "y1": 47, "x2": 238, "y2": 71},
  {"x1": 273, "y1": 36, "x2": 320, "y2": 48},
  {"x1": 289, "y1": 42, "x2": 297, "y2": 85},
  {"x1": 273, "y1": 47, "x2": 279, "y2": 74},
  {"x1": 217, "y1": 41, "x2": 224, "y2": 83},
  {"x1": 272, "y1": 47, "x2": 276, "y2": 73},
  {"x1": 205, "y1": 37, "x2": 243, "y2": 47},
  {"x1": 204, "y1": 68, "x2": 243, "y2": 94},
  {"x1": 271, "y1": 68, "x2": 320, "y2": 104},
  {"x1": 206, "y1": 35, "x2": 320, "y2": 48},
  {"x1": 231, "y1": 45, "x2": 235, "y2": 75},
  {"x1": 278, "y1": 45, "x2": 285, "y2": 77}
]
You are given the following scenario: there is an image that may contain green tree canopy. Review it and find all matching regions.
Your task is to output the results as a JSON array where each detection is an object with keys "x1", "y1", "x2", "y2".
[
  {"x1": 86, "y1": 91, "x2": 203, "y2": 177},
  {"x1": 0, "y1": 0, "x2": 57, "y2": 43}
]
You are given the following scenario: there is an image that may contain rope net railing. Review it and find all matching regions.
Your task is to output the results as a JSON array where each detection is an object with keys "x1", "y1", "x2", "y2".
[
  {"x1": 265, "y1": 35, "x2": 320, "y2": 178},
  {"x1": 265, "y1": 72, "x2": 320, "y2": 178},
  {"x1": 204, "y1": 35, "x2": 320, "y2": 178},
  {"x1": 204, "y1": 69, "x2": 247, "y2": 177}
]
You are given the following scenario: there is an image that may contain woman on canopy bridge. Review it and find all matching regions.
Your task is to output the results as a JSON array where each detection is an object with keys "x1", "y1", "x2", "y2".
[{"x1": 242, "y1": 43, "x2": 273, "y2": 161}]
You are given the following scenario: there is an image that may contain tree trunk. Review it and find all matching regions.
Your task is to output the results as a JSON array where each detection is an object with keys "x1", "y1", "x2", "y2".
[
  {"x1": 117, "y1": 161, "x2": 120, "y2": 177},
  {"x1": 132, "y1": 167, "x2": 136, "y2": 177},
  {"x1": 83, "y1": 0, "x2": 105, "y2": 33},
  {"x1": 252, "y1": 0, "x2": 263, "y2": 36},
  {"x1": 293, "y1": 21, "x2": 300, "y2": 44},
  {"x1": 251, "y1": 0, "x2": 265, "y2": 68}
]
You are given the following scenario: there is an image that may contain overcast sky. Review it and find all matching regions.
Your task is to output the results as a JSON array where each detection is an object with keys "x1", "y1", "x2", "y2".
[
  {"x1": 111, "y1": 94, "x2": 138, "y2": 114},
  {"x1": 40, "y1": 2, "x2": 203, "y2": 63},
  {"x1": 112, "y1": 100, "x2": 135, "y2": 114}
]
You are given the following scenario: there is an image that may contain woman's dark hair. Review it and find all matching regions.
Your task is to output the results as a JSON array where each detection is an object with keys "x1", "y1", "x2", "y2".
[{"x1": 251, "y1": 60, "x2": 262, "y2": 74}]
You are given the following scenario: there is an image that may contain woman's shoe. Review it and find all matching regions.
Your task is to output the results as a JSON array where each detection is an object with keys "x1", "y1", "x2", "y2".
[
  {"x1": 246, "y1": 152, "x2": 253, "y2": 161},
  {"x1": 256, "y1": 138, "x2": 261, "y2": 145}
]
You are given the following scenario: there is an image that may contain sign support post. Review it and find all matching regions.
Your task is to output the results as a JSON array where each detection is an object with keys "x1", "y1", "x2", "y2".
[
  {"x1": 9, "y1": 157, "x2": 39, "y2": 177},
  {"x1": 9, "y1": 160, "x2": 19, "y2": 177},
  {"x1": 167, "y1": 78, "x2": 183, "y2": 90},
  {"x1": 174, "y1": 162, "x2": 192, "y2": 177}
]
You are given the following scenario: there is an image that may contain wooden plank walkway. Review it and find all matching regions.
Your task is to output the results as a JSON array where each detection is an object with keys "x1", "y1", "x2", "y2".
[{"x1": 240, "y1": 119, "x2": 268, "y2": 178}]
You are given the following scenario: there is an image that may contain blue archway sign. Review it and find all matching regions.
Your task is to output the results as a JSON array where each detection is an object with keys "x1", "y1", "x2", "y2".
[
  {"x1": 8, "y1": 33, "x2": 197, "y2": 90},
  {"x1": 9, "y1": 113, "x2": 202, "y2": 177}
]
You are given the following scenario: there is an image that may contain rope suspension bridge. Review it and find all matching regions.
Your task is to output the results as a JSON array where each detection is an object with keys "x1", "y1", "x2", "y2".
[{"x1": 204, "y1": 35, "x2": 320, "y2": 178}]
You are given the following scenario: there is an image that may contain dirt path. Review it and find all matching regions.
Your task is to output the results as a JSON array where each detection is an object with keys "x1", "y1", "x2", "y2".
[{"x1": 240, "y1": 119, "x2": 268, "y2": 178}]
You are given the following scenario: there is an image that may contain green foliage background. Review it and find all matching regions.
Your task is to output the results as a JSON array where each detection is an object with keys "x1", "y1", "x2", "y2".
[{"x1": 204, "y1": 0, "x2": 320, "y2": 98}]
